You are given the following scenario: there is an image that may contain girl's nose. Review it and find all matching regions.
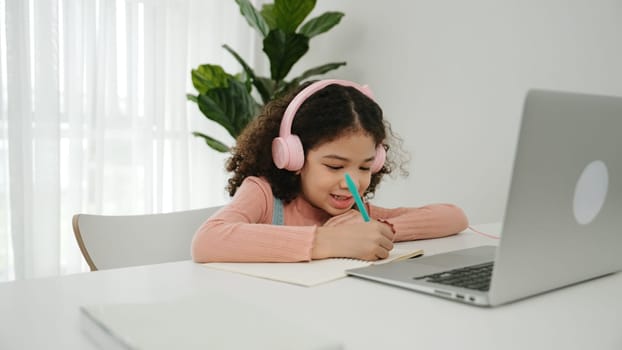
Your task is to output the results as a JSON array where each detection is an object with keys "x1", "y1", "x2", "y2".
[{"x1": 339, "y1": 175, "x2": 349, "y2": 189}]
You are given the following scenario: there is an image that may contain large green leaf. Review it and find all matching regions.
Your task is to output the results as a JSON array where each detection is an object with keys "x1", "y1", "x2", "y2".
[
  {"x1": 299, "y1": 12, "x2": 344, "y2": 38},
  {"x1": 235, "y1": 0, "x2": 269, "y2": 37},
  {"x1": 263, "y1": 30, "x2": 309, "y2": 81},
  {"x1": 196, "y1": 93, "x2": 236, "y2": 138},
  {"x1": 191, "y1": 65, "x2": 229, "y2": 94},
  {"x1": 274, "y1": 0, "x2": 315, "y2": 33},
  {"x1": 223, "y1": 80, "x2": 260, "y2": 133},
  {"x1": 198, "y1": 79, "x2": 259, "y2": 138},
  {"x1": 191, "y1": 132, "x2": 230, "y2": 153},
  {"x1": 260, "y1": 4, "x2": 277, "y2": 30}
]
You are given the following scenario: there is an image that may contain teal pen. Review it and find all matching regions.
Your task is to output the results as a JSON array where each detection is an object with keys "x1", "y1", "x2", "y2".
[{"x1": 344, "y1": 173, "x2": 370, "y2": 222}]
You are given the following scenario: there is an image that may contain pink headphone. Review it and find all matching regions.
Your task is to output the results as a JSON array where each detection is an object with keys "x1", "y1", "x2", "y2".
[{"x1": 271, "y1": 79, "x2": 386, "y2": 173}]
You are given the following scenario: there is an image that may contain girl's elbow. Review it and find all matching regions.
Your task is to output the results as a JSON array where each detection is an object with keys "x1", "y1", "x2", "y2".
[
  {"x1": 444, "y1": 204, "x2": 469, "y2": 232},
  {"x1": 191, "y1": 246, "x2": 205, "y2": 263},
  {"x1": 455, "y1": 207, "x2": 470, "y2": 232},
  {"x1": 190, "y1": 242, "x2": 205, "y2": 263},
  {"x1": 190, "y1": 230, "x2": 211, "y2": 263}
]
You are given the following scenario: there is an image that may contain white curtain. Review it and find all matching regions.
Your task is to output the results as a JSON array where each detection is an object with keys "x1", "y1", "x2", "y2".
[{"x1": 0, "y1": 0, "x2": 264, "y2": 281}]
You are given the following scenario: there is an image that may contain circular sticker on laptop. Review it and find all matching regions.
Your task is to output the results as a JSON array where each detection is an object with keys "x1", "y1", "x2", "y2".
[{"x1": 573, "y1": 160, "x2": 609, "y2": 225}]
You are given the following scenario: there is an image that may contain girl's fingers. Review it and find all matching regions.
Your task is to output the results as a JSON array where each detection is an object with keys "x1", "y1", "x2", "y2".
[
  {"x1": 378, "y1": 236, "x2": 394, "y2": 251},
  {"x1": 374, "y1": 246, "x2": 390, "y2": 260},
  {"x1": 376, "y1": 221, "x2": 396, "y2": 241}
]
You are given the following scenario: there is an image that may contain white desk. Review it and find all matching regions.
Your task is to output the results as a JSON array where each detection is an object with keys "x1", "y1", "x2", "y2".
[{"x1": 1, "y1": 224, "x2": 621, "y2": 349}]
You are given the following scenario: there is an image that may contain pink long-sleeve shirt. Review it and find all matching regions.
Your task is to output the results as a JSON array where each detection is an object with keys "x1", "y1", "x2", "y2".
[{"x1": 191, "y1": 176, "x2": 468, "y2": 263}]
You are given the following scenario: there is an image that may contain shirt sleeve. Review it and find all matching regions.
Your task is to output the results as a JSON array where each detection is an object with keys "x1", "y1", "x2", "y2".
[
  {"x1": 190, "y1": 177, "x2": 316, "y2": 263},
  {"x1": 368, "y1": 203, "x2": 469, "y2": 242}
]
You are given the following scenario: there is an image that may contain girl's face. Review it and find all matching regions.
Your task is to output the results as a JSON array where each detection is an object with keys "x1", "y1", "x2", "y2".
[{"x1": 299, "y1": 131, "x2": 377, "y2": 216}]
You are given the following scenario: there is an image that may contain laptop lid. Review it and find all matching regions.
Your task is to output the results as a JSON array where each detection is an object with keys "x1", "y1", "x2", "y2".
[{"x1": 488, "y1": 89, "x2": 622, "y2": 305}]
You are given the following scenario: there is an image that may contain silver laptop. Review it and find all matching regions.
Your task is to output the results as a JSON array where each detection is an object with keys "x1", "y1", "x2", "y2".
[{"x1": 347, "y1": 89, "x2": 622, "y2": 306}]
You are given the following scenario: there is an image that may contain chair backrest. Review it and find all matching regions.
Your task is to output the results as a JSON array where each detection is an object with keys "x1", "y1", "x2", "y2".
[{"x1": 72, "y1": 206, "x2": 222, "y2": 271}]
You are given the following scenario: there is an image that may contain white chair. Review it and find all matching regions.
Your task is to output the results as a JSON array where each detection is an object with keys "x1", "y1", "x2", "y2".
[{"x1": 72, "y1": 206, "x2": 222, "y2": 271}]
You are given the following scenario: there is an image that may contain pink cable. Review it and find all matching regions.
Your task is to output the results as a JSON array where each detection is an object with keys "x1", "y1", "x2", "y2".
[{"x1": 468, "y1": 225, "x2": 500, "y2": 239}]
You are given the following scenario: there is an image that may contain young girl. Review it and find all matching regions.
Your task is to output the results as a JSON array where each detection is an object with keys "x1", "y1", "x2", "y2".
[{"x1": 191, "y1": 79, "x2": 468, "y2": 263}]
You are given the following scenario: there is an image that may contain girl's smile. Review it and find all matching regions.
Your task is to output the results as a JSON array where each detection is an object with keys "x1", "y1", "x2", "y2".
[{"x1": 328, "y1": 193, "x2": 355, "y2": 210}]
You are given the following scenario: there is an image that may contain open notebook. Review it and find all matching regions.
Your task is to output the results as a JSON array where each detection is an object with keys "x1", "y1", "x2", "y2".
[{"x1": 203, "y1": 241, "x2": 424, "y2": 287}]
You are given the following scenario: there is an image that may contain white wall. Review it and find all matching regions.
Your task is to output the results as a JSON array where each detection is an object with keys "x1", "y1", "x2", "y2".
[{"x1": 289, "y1": 0, "x2": 622, "y2": 224}]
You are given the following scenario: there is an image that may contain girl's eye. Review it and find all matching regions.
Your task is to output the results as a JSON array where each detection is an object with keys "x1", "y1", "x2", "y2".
[
  {"x1": 324, "y1": 164, "x2": 343, "y2": 170},
  {"x1": 360, "y1": 167, "x2": 371, "y2": 172}
]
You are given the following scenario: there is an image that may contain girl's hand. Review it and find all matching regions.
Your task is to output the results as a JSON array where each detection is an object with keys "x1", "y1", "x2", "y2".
[{"x1": 312, "y1": 219, "x2": 396, "y2": 261}]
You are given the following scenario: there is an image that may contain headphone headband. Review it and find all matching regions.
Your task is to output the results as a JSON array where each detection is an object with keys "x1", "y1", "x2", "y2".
[{"x1": 279, "y1": 79, "x2": 376, "y2": 138}]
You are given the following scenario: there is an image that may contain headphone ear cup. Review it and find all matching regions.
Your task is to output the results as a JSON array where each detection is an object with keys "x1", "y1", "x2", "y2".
[
  {"x1": 272, "y1": 134, "x2": 305, "y2": 171},
  {"x1": 285, "y1": 135, "x2": 305, "y2": 171},
  {"x1": 272, "y1": 137, "x2": 288, "y2": 169},
  {"x1": 371, "y1": 144, "x2": 386, "y2": 173}
]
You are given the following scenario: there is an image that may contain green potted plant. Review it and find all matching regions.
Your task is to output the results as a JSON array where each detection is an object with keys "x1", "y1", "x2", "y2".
[{"x1": 187, "y1": 0, "x2": 346, "y2": 152}]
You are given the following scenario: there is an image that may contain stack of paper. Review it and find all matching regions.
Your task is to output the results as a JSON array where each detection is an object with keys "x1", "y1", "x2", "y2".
[{"x1": 80, "y1": 292, "x2": 342, "y2": 350}]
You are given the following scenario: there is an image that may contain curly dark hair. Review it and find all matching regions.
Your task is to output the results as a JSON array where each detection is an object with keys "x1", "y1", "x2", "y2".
[{"x1": 225, "y1": 81, "x2": 407, "y2": 203}]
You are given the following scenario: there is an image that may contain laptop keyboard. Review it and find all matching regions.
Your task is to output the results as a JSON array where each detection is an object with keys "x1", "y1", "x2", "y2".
[{"x1": 414, "y1": 261, "x2": 494, "y2": 291}]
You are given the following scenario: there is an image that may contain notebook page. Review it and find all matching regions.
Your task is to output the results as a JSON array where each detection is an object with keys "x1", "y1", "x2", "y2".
[{"x1": 203, "y1": 242, "x2": 423, "y2": 287}]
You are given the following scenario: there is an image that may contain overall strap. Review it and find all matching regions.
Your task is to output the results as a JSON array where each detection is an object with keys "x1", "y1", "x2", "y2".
[{"x1": 272, "y1": 197, "x2": 284, "y2": 225}]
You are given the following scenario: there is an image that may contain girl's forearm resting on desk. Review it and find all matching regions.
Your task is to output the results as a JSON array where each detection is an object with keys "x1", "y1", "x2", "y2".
[
  {"x1": 369, "y1": 204, "x2": 469, "y2": 241},
  {"x1": 191, "y1": 220, "x2": 316, "y2": 263},
  {"x1": 190, "y1": 177, "x2": 469, "y2": 263}
]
